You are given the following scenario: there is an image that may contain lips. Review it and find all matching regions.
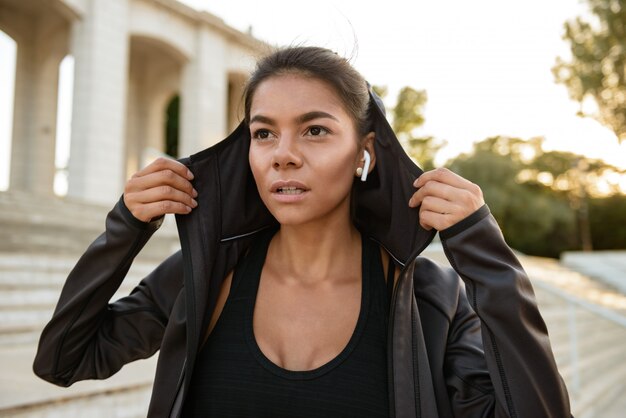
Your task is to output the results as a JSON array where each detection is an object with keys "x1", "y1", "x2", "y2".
[{"x1": 270, "y1": 180, "x2": 309, "y2": 194}]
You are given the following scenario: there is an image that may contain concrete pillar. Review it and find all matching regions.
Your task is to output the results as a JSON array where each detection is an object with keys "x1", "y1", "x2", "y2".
[
  {"x1": 180, "y1": 28, "x2": 228, "y2": 157},
  {"x1": 227, "y1": 73, "x2": 247, "y2": 133},
  {"x1": 67, "y1": 0, "x2": 129, "y2": 205},
  {"x1": 8, "y1": 14, "x2": 69, "y2": 195},
  {"x1": 124, "y1": 36, "x2": 183, "y2": 178}
]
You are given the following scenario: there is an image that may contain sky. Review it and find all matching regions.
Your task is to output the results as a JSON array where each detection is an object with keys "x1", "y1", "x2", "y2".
[{"x1": 1, "y1": 0, "x2": 625, "y2": 192}]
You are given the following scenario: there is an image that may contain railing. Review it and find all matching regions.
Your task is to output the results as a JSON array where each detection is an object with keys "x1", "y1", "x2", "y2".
[{"x1": 533, "y1": 279, "x2": 626, "y2": 418}]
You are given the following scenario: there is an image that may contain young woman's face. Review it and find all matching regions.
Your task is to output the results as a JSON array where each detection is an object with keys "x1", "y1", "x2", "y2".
[{"x1": 248, "y1": 74, "x2": 365, "y2": 227}]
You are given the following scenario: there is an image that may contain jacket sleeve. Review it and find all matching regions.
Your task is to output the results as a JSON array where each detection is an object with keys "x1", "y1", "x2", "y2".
[
  {"x1": 440, "y1": 205, "x2": 571, "y2": 418},
  {"x1": 32, "y1": 197, "x2": 184, "y2": 387}
]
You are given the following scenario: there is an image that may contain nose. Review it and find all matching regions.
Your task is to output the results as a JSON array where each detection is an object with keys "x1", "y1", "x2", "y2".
[{"x1": 272, "y1": 133, "x2": 303, "y2": 170}]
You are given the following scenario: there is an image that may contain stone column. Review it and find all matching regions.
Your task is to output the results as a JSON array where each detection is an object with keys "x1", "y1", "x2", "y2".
[
  {"x1": 227, "y1": 73, "x2": 247, "y2": 133},
  {"x1": 8, "y1": 14, "x2": 68, "y2": 195},
  {"x1": 179, "y1": 28, "x2": 228, "y2": 157},
  {"x1": 66, "y1": 0, "x2": 129, "y2": 205}
]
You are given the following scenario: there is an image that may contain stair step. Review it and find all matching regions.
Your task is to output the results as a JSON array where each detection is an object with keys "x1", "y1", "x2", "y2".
[
  {"x1": 0, "y1": 342, "x2": 156, "y2": 416},
  {"x1": 572, "y1": 358, "x2": 626, "y2": 417}
]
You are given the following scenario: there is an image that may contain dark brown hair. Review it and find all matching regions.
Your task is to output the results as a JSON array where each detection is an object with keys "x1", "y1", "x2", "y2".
[{"x1": 243, "y1": 46, "x2": 372, "y2": 136}]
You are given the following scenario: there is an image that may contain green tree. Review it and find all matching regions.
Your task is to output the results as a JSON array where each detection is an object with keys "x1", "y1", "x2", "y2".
[
  {"x1": 446, "y1": 135, "x2": 626, "y2": 255},
  {"x1": 391, "y1": 87, "x2": 427, "y2": 134},
  {"x1": 373, "y1": 85, "x2": 446, "y2": 170},
  {"x1": 588, "y1": 194, "x2": 626, "y2": 249},
  {"x1": 371, "y1": 85, "x2": 388, "y2": 101},
  {"x1": 553, "y1": 0, "x2": 626, "y2": 143},
  {"x1": 165, "y1": 95, "x2": 180, "y2": 158},
  {"x1": 446, "y1": 136, "x2": 577, "y2": 257}
]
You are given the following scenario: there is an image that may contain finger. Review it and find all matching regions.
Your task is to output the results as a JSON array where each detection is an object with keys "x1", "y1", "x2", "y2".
[
  {"x1": 127, "y1": 169, "x2": 197, "y2": 197},
  {"x1": 133, "y1": 157, "x2": 194, "y2": 181},
  {"x1": 133, "y1": 185, "x2": 198, "y2": 208},
  {"x1": 417, "y1": 195, "x2": 456, "y2": 215},
  {"x1": 408, "y1": 180, "x2": 458, "y2": 207},
  {"x1": 419, "y1": 209, "x2": 458, "y2": 231},
  {"x1": 132, "y1": 200, "x2": 193, "y2": 222},
  {"x1": 413, "y1": 167, "x2": 474, "y2": 190}
]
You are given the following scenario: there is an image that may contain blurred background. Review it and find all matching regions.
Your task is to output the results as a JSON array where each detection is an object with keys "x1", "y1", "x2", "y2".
[{"x1": 0, "y1": 0, "x2": 624, "y2": 416}]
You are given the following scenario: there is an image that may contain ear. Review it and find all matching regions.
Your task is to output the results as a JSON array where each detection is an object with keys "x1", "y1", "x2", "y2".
[{"x1": 361, "y1": 132, "x2": 376, "y2": 174}]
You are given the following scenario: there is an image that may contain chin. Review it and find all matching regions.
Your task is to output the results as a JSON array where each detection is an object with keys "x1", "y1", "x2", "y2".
[{"x1": 270, "y1": 210, "x2": 312, "y2": 227}]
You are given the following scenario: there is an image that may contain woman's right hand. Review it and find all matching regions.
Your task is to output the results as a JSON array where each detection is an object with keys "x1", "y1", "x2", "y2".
[{"x1": 123, "y1": 157, "x2": 198, "y2": 223}]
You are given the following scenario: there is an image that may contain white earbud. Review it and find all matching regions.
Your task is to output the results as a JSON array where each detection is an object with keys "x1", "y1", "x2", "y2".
[{"x1": 361, "y1": 150, "x2": 371, "y2": 182}]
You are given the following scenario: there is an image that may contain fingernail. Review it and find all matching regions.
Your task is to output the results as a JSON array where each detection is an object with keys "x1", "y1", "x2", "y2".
[
  {"x1": 413, "y1": 179, "x2": 419, "y2": 187},
  {"x1": 192, "y1": 188, "x2": 198, "y2": 197},
  {"x1": 191, "y1": 199, "x2": 198, "y2": 208},
  {"x1": 187, "y1": 170, "x2": 194, "y2": 180},
  {"x1": 408, "y1": 198, "x2": 414, "y2": 207},
  {"x1": 186, "y1": 205, "x2": 192, "y2": 212}
]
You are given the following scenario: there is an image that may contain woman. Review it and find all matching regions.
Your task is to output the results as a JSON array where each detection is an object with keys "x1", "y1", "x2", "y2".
[{"x1": 33, "y1": 46, "x2": 571, "y2": 417}]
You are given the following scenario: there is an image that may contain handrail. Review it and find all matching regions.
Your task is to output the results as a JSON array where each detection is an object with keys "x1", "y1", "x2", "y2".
[{"x1": 532, "y1": 279, "x2": 626, "y2": 328}]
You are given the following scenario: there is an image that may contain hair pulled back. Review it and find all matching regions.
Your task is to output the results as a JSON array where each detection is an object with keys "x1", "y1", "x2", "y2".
[{"x1": 243, "y1": 46, "x2": 372, "y2": 136}]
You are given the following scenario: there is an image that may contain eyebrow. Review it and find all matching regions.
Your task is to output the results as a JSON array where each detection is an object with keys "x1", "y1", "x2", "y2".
[{"x1": 249, "y1": 111, "x2": 339, "y2": 125}]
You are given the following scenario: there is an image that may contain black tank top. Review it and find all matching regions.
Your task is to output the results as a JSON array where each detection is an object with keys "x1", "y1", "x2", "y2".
[{"x1": 182, "y1": 229, "x2": 393, "y2": 417}]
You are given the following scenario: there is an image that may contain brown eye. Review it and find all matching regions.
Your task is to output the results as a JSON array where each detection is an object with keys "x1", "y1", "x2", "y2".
[
  {"x1": 306, "y1": 126, "x2": 329, "y2": 137},
  {"x1": 252, "y1": 129, "x2": 273, "y2": 140}
]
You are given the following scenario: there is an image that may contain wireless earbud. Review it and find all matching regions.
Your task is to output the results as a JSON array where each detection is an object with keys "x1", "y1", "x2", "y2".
[{"x1": 361, "y1": 150, "x2": 371, "y2": 182}]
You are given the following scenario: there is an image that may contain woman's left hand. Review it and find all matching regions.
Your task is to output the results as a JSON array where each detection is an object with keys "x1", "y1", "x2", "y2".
[{"x1": 408, "y1": 168, "x2": 485, "y2": 231}]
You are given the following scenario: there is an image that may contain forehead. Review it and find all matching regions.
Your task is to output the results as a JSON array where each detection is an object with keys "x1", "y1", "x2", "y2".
[{"x1": 250, "y1": 74, "x2": 350, "y2": 121}]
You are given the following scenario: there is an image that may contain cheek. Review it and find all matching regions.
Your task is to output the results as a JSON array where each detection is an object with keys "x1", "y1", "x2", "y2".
[
  {"x1": 248, "y1": 146, "x2": 267, "y2": 191},
  {"x1": 314, "y1": 149, "x2": 358, "y2": 189}
]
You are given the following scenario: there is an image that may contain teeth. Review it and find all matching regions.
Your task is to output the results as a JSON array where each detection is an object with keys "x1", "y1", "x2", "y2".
[{"x1": 278, "y1": 186, "x2": 304, "y2": 194}]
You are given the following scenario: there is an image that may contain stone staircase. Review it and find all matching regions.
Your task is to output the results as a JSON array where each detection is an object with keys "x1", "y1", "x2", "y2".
[
  {"x1": 0, "y1": 191, "x2": 177, "y2": 417},
  {"x1": 0, "y1": 253, "x2": 166, "y2": 417},
  {"x1": 0, "y1": 190, "x2": 179, "y2": 260},
  {"x1": 561, "y1": 250, "x2": 626, "y2": 294},
  {"x1": 0, "y1": 253, "x2": 166, "y2": 347},
  {"x1": 535, "y1": 284, "x2": 626, "y2": 417}
]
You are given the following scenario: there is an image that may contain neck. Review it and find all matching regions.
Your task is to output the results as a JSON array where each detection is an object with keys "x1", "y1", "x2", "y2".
[{"x1": 268, "y1": 215, "x2": 361, "y2": 285}]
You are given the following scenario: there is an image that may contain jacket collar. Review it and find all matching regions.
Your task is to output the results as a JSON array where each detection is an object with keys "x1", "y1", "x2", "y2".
[{"x1": 180, "y1": 88, "x2": 435, "y2": 265}]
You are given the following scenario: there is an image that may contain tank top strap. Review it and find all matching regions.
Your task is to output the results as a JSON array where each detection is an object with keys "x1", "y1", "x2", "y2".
[{"x1": 229, "y1": 227, "x2": 277, "y2": 299}]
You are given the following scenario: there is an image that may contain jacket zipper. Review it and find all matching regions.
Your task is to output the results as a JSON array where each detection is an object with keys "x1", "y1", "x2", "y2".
[{"x1": 168, "y1": 358, "x2": 186, "y2": 418}]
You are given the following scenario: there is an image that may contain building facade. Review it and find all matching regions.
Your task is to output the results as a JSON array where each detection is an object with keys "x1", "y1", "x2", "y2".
[{"x1": 0, "y1": 0, "x2": 265, "y2": 204}]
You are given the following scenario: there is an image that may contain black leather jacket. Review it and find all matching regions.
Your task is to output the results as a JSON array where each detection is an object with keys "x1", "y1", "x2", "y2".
[{"x1": 33, "y1": 91, "x2": 571, "y2": 417}]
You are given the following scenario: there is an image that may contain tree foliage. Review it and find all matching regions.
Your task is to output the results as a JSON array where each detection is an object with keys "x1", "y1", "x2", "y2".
[
  {"x1": 553, "y1": 0, "x2": 626, "y2": 143},
  {"x1": 165, "y1": 95, "x2": 180, "y2": 158},
  {"x1": 374, "y1": 85, "x2": 446, "y2": 170},
  {"x1": 446, "y1": 136, "x2": 626, "y2": 257},
  {"x1": 588, "y1": 194, "x2": 626, "y2": 249},
  {"x1": 447, "y1": 137, "x2": 577, "y2": 257},
  {"x1": 391, "y1": 87, "x2": 427, "y2": 135}
]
